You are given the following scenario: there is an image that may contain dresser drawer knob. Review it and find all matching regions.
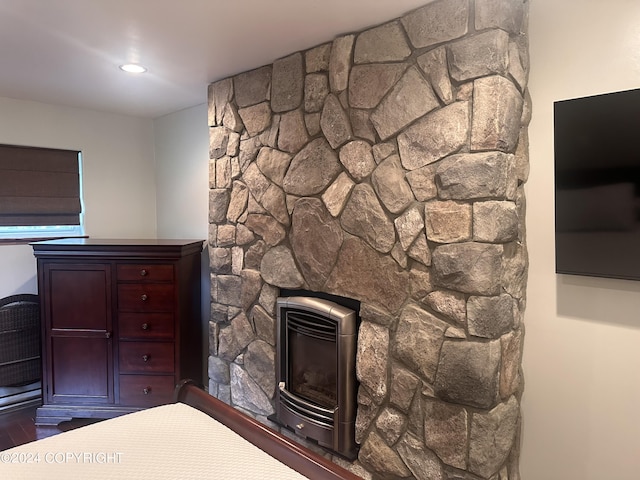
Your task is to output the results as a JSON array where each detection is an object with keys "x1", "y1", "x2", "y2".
[
  {"x1": 140, "y1": 269, "x2": 148, "y2": 276},
  {"x1": 143, "y1": 387, "x2": 151, "y2": 395},
  {"x1": 142, "y1": 354, "x2": 150, "y2": 362},
  {"x1": 141, "y1": 323, "x2": 149, "y2": 331},
  {"x1": 141, "y1": 294, "x2": 148, "y2": 301}
]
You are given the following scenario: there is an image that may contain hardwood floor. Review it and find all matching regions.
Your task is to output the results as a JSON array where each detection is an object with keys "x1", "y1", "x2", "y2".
[{"x1": 0, "y1": 406, "x2": 102, "y2": 451}]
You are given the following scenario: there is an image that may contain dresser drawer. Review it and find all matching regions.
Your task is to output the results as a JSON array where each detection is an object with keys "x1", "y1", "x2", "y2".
[
  {"x1": 118, "y1": 313, "x2": 174, "y2": 340},
  {"x1": 119, "y1": 342, "x2": 174, "y2": 374},
  {"x1": 117, "y1": 264, "x2": 173, "y2": 282},
  {"x1": 119, "y1": 375, "x2": 175, "y2": 407},
  {"x1": 118, "y1": 284, "x2": 174, "y2": 312}
]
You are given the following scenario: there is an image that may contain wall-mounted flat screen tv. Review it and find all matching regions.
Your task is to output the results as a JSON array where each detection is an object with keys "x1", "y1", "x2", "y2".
[{"x1": 554, "y1": 87, "x2": 640, "y2": 281}]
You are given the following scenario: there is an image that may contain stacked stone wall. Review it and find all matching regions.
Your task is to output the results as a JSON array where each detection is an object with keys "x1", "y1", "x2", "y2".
[{"x1": 207, "y1": 0, "x2": 530, "y2": 478}]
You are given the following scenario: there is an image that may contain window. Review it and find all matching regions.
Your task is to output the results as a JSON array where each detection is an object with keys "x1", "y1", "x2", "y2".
[{"x1": 0, "y1": 144, "x2": 84, "y2": 241}]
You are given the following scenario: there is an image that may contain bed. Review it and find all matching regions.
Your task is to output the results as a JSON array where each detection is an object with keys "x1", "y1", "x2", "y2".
[{"x1": 0, "y1": 380, "x2": 361, "y2": 479}]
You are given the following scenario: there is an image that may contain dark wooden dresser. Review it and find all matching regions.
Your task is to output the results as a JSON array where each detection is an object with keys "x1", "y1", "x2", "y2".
[{"x1": 31, "y1": 239, "x2": 203, "y2": 426}]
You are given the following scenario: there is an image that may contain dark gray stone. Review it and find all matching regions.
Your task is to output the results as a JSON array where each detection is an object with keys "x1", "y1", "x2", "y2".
[
  {"x1": 471, "y1": 76, "x2": 523, "y2": 153},
  {"x1": 434, "y1": 339, "x2": 501, "y2": 409},
  {"x1": 238, "y1": 102, "x2": 271, "y2": 136},
  {"x1": 271, "y1": 52, "x2": 304, "y2": 113},
  {"x1": 222, "y1": 102, "x2": 243, "y2": 133},
  {"x1": 321, "y1": 94, "x2": 353, "y2": 149},
  {"x1": 502, "y1": 241, "x2": 528, "y2": 301},
  {"x1": 234, "y1": 66, "x2": 271, "y2": 108},
  {"x1": 395, "y1": 206, "x2": 424, "y2": 251},
  {"x1": 321, "y1": 172, "x2": 354, "y2": 217},
  {"x1": 371, "y1": 154, "x2": 415, "y2": 215},
  {"x1": 240, "y1": 269, "x2": 262, "y2": 311},
  {"x1": 216, "y1": 224, "x2": 235, "y2": 246},
  {"x1": 467, "y1": 294, "x2": 515, "y2": 339},
  {"x1": 401, "y1": 0, "x2": 469, "y2": 48},
  {"x1": 432, "y1": 242, "x2": 503, "y2": 296},
  {"x1": 371, "y1": 66, "x2": 440, "y2": 140},
  {"x1": 230, "y1": 363, "x2": 274, "y2": 416},
  {"x1": 417, "y1": 47, "x2": 453, "y2": 104},
  {"x1": 340, "y1": 183, "x2": 395, "y2": 253},
  {"x1": 500, "y1": 329, "x2": 524, "y2": 399},
  {"x1": 208, "y1": 355, "x2": 230, "y2": 384},
  {"x1": 356, "y1": 321, "x2": 389, "y2": 403},
  {"x1": 259, "y1": 245, "x2": 304, "y2": 288},
  {"x1": 326, "y1": 236, "x2": 410, "y2": 313},
  {"x1": 329, "y1": 35, "x2": 355, "y2": 92},
  {"x1": 282, "y1": 138, "x2": 341, "y2": 196},
  {"x1": 398, "y1": 101, "x2": 470, "y2": 171},
  {"x1": 244, "y1": 240, "x2": 268, "y2": 270},
  {"x1": 215, "y1": 157, "x2": 231, "y2": 189},
  {"x1": 424, "y1": 289, "x2": 467, "y2": 326},
  {"x1": 408, "y1": 233, "x2": 432, "y2": 267},
  {"x1": 227, "y1": 181, "x2": 248, "y2": 223},
  {"x1": 260, "y1": 184, "x2": 289, "y2": 226},
  {"x1": 359, "y1": 431, "x2": 411, "y2": 478},
  {"x1": 424, "y1": 399, "x2": 468, "y2": 470},
  {"x1": 354, "y1": 21, "x2": 411, "y2": 64},
  {"x1": 473, "y1": 201, "x2": 519, "y2": 243},
  {"x1": 218, "y1": 311, "x2": 255, "y2": 362},
  {"x1": 304, "y1": 73, "x2": 329, "y2": 113},
  {"x1": 244, "y1": 214, "x2": 286, "y2": 246},
  {"x1": 290, "y1": 198, "x2": 343, "y2": 290},
  {"x1": 277, "y1": 108, "x2": 309, "y2": 154},
  {"x1": 256, "y1": 147, "x2": 292, "y2": 187},
  {"x1": 339, "y1": 140, "x2": 376, "y2": 182},
  {"x1": 376, "y1": 407, "x2": 407, "y2": 445},
  {"x1": 448, "y1": 30, "x2": 510, "y2": 82},
  {"x1": 217, "y1": 274, "x2": 243, "y2": 307},
  {"x1": 210, "y1": 247, "x2": 232, "y2": 274},
  {"x1": 208, "y1": 78, "x2": 233, "y2": 126},
  {"x1": 244, "y1": 340, "x2": 276, "y2": 398},
  {"x1": 390, "y1": 364, "x2": 420, "y2": 413},
  {"x1": 348, "y1": 64, "x2": 407, "y2": 109},
  {"x1": 397, "y1": 432, "x2": 445, "y2": 480},
  {"x1": 394, "y1": 304, "x2": 448, "y2": 382},
  {"x1": 406, "y1": 164, "x2": 438, "y2": 202},
  {"x1": 210, "y1": 127, "x2": 231, "y2": 160},
  {"x1": 469, "y1": 396, "x2": 520, "y2": 478},
  {"x1": 436, "y1": 152, "x2": 517, "y2": 201},
  {"x1": 356, "y1": 388, "x2": 380, "y2": 444},
  {"x1": 350, "y1": 109, "x2": 377, "y2": 143},
  {"x1": 242, "y1": 162, "x2": 271, "y2": 202},
  {"x1": 251, "y1": 304, "x2": 276, "y2": 346},
  {"x1": 305, "y1": 43, "x2": 331, "y2": 73},
  {"x1": 475, "y1": 0, "x2": 526, "y2": 34}
]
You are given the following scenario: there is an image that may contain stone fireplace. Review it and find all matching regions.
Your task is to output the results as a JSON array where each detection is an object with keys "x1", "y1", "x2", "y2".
[{"x1": 207, "y1": 0, "x2": 529, "y2": 478}]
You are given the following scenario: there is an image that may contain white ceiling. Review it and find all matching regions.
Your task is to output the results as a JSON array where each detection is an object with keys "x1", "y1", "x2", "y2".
[{"x1": 0, "y1": 0, "x2": 431, "y2": 119}]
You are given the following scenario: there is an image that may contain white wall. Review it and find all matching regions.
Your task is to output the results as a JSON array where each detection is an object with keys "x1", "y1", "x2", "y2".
[
  {"x1": 153, "y1": 103, "x2": 210, "y2": 386},
  {"x1": 0, "y1": 97, "x2": 157, "y2": 298},
  {"x1": 153, "y1": 103, "x2": 209, "y2": 240},
  {"x1": 523, "y1": 1, "x2": 640, "y2": 478}
]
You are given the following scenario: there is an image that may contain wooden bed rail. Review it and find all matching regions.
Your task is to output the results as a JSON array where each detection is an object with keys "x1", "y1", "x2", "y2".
[{"x1": 174, "y1": 379, "x2": 362, "y2": 480}]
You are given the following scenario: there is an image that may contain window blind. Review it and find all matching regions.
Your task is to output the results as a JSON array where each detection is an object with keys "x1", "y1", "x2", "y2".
[{"x1": 0, "y1": 144, "x2": 81, "y2": 226}]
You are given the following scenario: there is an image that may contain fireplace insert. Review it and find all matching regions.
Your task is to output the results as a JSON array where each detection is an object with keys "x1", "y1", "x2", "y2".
[{"x1": 275, "y1": 296, "x2": 358, "y2": 459}]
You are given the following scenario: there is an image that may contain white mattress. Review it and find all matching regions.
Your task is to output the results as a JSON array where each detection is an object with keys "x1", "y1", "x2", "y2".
[{"x1": 0, "y1": 402, "x2": 310, "y2": 479}]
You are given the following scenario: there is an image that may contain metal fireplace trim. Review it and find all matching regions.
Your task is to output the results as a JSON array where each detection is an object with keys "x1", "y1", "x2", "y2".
[{"x1": 275, "y1": 295, "x2": 358, "y2": 460}]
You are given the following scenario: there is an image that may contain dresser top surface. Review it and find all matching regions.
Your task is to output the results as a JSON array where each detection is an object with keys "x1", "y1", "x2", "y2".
[{"x1": 31, "y1": 238, "x2": 204, "y2": 258}]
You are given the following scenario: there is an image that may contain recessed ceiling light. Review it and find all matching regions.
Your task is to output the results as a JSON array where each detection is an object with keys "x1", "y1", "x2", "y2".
[{"x1": 119, "y1": 64, "x2": 147, "y2": 74}]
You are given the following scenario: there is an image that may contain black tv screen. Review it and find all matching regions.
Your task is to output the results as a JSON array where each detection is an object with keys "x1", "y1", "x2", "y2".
[{"x1": 554, "y1": 87, "x2": 640, "y2": 281}]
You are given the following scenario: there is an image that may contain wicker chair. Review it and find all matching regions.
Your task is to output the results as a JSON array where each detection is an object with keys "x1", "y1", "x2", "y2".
[{"x1": 0, "y1": 294, "x2": 41, "y2": 387}]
